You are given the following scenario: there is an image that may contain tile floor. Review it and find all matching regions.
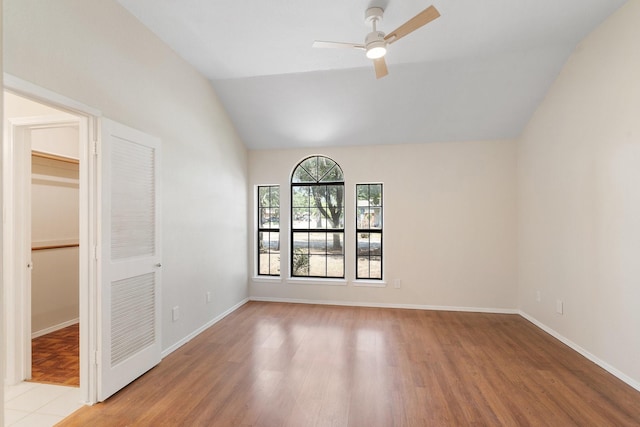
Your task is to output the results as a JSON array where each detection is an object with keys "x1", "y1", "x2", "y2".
[{"x1": 5, "y1": 382, "x2": 83, "y2": 427}]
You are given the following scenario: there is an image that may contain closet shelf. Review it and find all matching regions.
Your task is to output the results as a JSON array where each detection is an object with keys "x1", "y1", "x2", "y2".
[
  {"x1": 32, "y1": 150, "x2": 79, "y2": 164},
  {"x1": 32, "y1": 243, "x2": 80, "y2": 251}
]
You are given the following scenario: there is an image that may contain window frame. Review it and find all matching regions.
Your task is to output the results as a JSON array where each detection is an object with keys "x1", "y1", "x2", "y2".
[
  {"x1": 290, "y1": 156, "x2": 345, "y2": 279},
  {"x1": 355, "y1": 183, "x2": 383, "y2": 281},
  {"x1": 256, "y1": 185, "x2": 280, "y2": 277}
]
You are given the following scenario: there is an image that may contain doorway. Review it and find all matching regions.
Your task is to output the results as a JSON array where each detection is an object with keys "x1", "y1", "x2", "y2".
[
  {"x1": 3, "y1": 90, "x2": 91, "y2": 399},
  {"x1": 3, "y1": 92, "x2": 81, "y2": 387}
]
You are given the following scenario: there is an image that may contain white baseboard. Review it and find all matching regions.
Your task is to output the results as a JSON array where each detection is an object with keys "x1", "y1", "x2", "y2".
[
  {"x1": 249, "y1": 296, "x2": 518, "y2": 315},
  {"x1": 161, "y1": 298, "x2": 249, "y2": 358},
  {"x1": 32, "y1": 318, "x2": 79, "y2": 339},
  {"x1": 519, "y1": 311, "x2": 640, "y2": 393}
]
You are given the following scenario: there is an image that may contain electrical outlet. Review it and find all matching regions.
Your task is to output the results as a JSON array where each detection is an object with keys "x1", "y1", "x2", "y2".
[
  {"x1": 536, "y1": 290, "x2": 541, "y2": 303},
  {"x1": 394, "y1": 279, "x2": 402, "y2": 289},
  {"x1": 206, "y1": 292, "x2": 212, "y2": 303},
  {"x1": 556, "y1": 300, "x2": 563, "y2": 315},
  {"x1": 172, "y1": 306, "x2": 180, "y2": 322}
]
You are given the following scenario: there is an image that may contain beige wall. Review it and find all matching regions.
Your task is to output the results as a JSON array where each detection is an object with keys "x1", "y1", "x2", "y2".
[
  {"x1": 518, "y1": 0, "x2": 640, "y2": 387},
  {"x1": 249, "y1": 140, "x2": 517, "y2": 310},
  {"x1": 4, "y1": 0, "x2": 248, "y2": 351},
  {"x1": 31, "y1": 248, "x2": 79, "y2": 334}
]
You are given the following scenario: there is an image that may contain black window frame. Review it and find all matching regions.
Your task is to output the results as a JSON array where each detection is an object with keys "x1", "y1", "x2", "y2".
[
  {"x1": 257, "y1": 185, "x2": 280, "y2": 276},
  {"x1": 356, "y1": 183, "x2": 383, "y2": 280},
  {"x1": 291, "y1": 156, "x2": 345, "y2": 279}
]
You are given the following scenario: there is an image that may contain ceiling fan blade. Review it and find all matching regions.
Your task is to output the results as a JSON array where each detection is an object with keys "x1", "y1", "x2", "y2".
[
  {"x1": 373, "y1": 57, "x2": 388, "y2": 79},
  {"x1": 312, "y1": 40, "x2": 365, "y2": 50},
  {"x1": 384, "y1": 5, "x2": 440, "y2": 44}
]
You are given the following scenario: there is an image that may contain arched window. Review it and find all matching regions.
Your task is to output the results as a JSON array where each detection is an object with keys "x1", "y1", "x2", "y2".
[{"x1": 291, "y1": 156, "x2": 344, "y2": 278}]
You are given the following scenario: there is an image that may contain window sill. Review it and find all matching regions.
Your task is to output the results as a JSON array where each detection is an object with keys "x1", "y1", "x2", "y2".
[
  {"x1": 287, "y1": 277, "x2": 347, "y2": 286},
  {"x1": 352, "y1": 280, "x2": 387, "y2": 288},
  {"x1": 252, "y1": 276, "x2": 283, "y2": 283}
]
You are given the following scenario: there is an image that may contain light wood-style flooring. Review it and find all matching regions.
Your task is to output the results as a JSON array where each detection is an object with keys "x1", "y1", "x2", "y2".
[
  {"x1": 31, "y1": 323, "x2": 80, "y2": 386},
  {"x1": 58, "y1": 302, "x2": 640, "y2": 426}
]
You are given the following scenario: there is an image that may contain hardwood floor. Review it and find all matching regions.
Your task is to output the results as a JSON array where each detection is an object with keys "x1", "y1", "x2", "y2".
[
  {"x1": 58, "y1": 302, "x2": 640, "y2": 426},
  {"x1": 31, "y1": 323, "x2": 80, "y2": 386}
]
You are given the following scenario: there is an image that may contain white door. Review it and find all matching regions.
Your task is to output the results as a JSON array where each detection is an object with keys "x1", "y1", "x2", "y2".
[{"x1": 98, "y1": 118, "x2": 162, "y2": 401}]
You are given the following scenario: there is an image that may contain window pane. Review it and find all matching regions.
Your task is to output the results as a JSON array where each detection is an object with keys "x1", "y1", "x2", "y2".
[
  {"x1": 326, "y1": 186, "x2": 344, "y2": 228},
  {"x1": 292, "y1": 165, "x2": 315, "y2": 183},
  {"x1": 317, "y1": 157, "x2": 342, "y2": 182},
  {"x1": 309, "y1": 208, "x2": 324, "y2": 229},
  {"x1": 311, "y1": 185, "x2": 326, "y2": 206},
  {"x1": 270, "y1": 208, "x2": 280, "y2": 228},
  {"x1": 309, "y1": 255, "x2": 327, "y2": 277},
  {"x1": 369, "y1": 256, "x2": 381, "y2": 279},
  {"x1": 292, "y1": 232, "x2": 309, "y2": 252},
  {"x1": 357, "y1": 257, "x2": 369, "y2": 278},
  {"x1": 369, "y1": 184, "x2": 382, "y2": 206},
  {"x1": 321, "y1": 165, "x2": 344, "y2": 182},
  {"x1": 259, "y1": 208, "x2": 269, "y2": 228},
  {"x1": 292, "y1": 186, "x2": 310, "y2": 207},
  {"x1": 309, "y1": 232, "x2": 327, "y2": 254},
  {"x1": 326, "y1": 211, "x2": 344, "y2": 229},
  {"x1": 293, "y1": 250, "x2": 309, "y2": 276},
  {"x1": 357, "y1": 233, "x2": 379, "y2": 256},
  {"x1": 327, "y1": 185, "x2": 343, "y2": 204},
  {"x1": 370, "y1": 210, "x2": 381, "y2": 229},
  {"x1": 262, "y1": 231, "x2": 279, "y2": 251},
  {"x1": 293, "y1": 207, "x2": 310, "y2": 229},
  {"x1": 302, "y1": 157, "x2": 319, "y2": 181},
  {"x1": 327, "y1": 255, "x2": 344, "y2": 278},
  {"x1": 357, "y1": 233, "x2": 371, "y2": 256},
  {"x1": 258, "y1": 186, "x2": 269, "y2": 207},
  {"x1": 260, "y1": 207, "x2": 279, "y2": 229},
  {"x1": 328, "y1": 233, "x2": 344, "y2": 255},
  {"x1": 260, "y1": 230, "x2": 269, "y2": 250},
  {"x1": 258, "y1": 231, "x2": 280, "y2": 276},
  {"x1": 372, "y1": 233, "x2": 381, "y2": 255},
  {"x1": 270, "y1": 187, "x2": 280, "y2": 207}
]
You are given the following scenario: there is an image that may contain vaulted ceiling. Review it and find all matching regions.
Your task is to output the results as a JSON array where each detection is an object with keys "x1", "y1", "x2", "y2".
[{"x1": 117, "y1": 0, "x2": 627, "y2": 150}]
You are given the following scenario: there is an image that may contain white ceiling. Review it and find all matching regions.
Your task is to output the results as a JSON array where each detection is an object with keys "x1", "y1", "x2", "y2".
[{"x1": 117, "y1": 0, "x2": 627, "y2": 150}]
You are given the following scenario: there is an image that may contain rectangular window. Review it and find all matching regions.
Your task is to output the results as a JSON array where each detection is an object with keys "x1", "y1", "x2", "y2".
[
  {"x1": 257, "y1": 185, "x2": 280, "y2": 276},
  {"x1": 291, "y1": 183, "x2": 344, "y2": 278},
  {"x1": 356, "y1": 184, "x2": 383, "y2": 280}
]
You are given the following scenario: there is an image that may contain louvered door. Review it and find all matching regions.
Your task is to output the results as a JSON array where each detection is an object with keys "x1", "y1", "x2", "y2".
[{"x1": 98, "y1": 119, "x2": 161, "y2": 401}]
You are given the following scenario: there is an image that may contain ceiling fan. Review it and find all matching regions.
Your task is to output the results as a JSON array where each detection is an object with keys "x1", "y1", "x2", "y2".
[{"x1": 312, "y1": 5, "x2": 440, "y2": 79}]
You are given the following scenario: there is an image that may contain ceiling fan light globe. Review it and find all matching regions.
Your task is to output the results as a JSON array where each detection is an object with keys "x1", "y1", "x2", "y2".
[{"x1": 366, "y1": 46, "x2": 387, "y2": 59}]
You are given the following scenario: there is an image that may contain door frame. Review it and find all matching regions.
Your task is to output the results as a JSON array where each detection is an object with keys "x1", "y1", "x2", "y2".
[
  {"x1": 3, "y1": 73, "x2": 102, "y2": 404},
  {"x1": 5, "y1": 114, "x2": 81, "y2": 384}
]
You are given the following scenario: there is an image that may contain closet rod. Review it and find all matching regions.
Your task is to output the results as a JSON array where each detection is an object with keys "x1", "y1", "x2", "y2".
[
  {"x1": 32, "y1": 150, "x2": 79, "y2": 165},
  {"x1": 32, "y1": 243, "x2": 80, "y2": 251}
]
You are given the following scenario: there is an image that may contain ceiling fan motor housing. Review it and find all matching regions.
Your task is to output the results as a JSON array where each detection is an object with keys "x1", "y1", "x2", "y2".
[{"x1": 365, "y1": 31, "x2": 387, "y2": 58}]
